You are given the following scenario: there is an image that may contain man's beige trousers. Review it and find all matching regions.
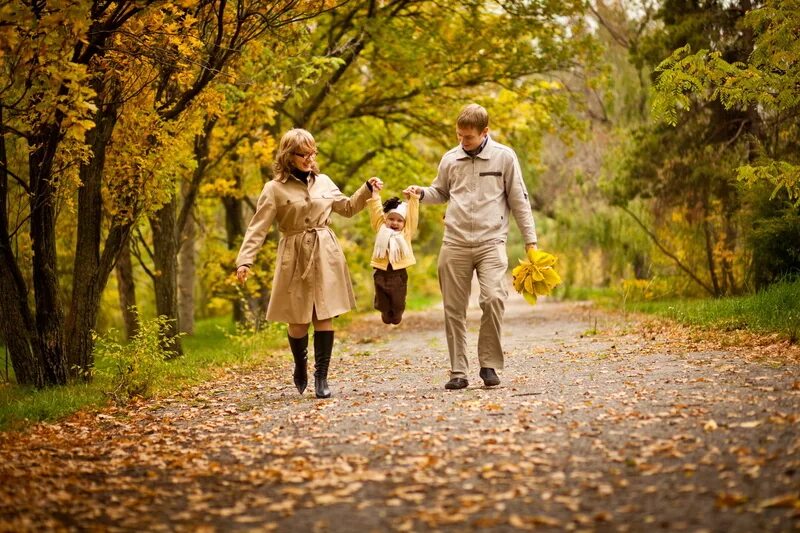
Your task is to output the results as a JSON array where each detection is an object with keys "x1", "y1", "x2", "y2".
[{"x1": 437, "y1": 241, "x2": 508, "y2": 379}]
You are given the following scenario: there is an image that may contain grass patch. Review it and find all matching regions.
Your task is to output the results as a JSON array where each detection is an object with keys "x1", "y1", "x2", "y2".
[
  {"x1": 0, "y1": 316, "x2": 285, "y2": 431},
  {"x1": 560, "y1": 285, "x2": 618, "y2": 306},
  {"x1": 0, "y1": 382, "x2": 106, "y2": 431},
  {"x1": 623, "y1": 278, "x2": 800, "y2": 341},
  {"x1": 406, "y1": 293, "x2": 441, "y2": 311}
]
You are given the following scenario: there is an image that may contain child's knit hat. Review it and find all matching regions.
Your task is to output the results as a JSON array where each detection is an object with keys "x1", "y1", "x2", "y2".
[
  {"x1": 383, "y1": 196, "x2": 408, "y2": 220},
  {"x1": 387, "y1": 202, "x2": 408, "y2": 219}
]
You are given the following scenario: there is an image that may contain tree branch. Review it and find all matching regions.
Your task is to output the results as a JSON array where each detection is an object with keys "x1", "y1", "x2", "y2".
[
  {"x1": 132, "y1": 227, "x2": 156, "y2": 280},
  {"x1": 176, "y1": 116, "x2": 217, "y2": 239},
  {"x1": 588, "y1": 3, "x2": 630, "y2": 49},
  {"x1": 620, "y1": 204, "x2": 717, "y2": 296},
  {"x1": 0, "y1": 161, "x2": 30, "y2": 195}
]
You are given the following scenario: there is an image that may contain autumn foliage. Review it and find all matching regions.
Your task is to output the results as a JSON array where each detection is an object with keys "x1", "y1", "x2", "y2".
[{"x1": 1, "y1": 0, "x2": 798, "y2": 393}]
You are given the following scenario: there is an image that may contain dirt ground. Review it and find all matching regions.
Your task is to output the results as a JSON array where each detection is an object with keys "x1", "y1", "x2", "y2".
[{"x1": 1, "y1": 289, "x2": 799, "y2": 532}]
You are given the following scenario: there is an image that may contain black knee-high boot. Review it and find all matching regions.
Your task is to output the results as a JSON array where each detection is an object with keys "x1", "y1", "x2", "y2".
[
  {"x1": 288, "y1": 334, "x2": 308, "y2": 394},
  {"x1": 313, "y1": 330, "x2": 334, "y2": 399}
]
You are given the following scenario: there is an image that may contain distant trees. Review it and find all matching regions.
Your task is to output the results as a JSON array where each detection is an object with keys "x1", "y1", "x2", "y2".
[
  {"x1": 599, "y1": 0, "x2": 798, "y2": 296},
  {"x1": 651, "y1": 0, "x2": 800, "y2": 288}
]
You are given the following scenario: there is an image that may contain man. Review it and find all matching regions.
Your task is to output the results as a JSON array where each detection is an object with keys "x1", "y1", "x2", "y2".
[{"x1": 404, "y1": 104, "x2": 537, "y2": 390}]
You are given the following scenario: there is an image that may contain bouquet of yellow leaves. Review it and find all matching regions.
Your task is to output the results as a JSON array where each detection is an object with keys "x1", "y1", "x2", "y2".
[{"x1": 511, "y1": 248, "x2": 562, "y2": 305}]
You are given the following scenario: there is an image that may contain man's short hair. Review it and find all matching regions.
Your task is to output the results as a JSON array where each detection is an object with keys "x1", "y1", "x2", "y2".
[{"x1": 457, "y1": 104, "x2": 489, "y2": 131}]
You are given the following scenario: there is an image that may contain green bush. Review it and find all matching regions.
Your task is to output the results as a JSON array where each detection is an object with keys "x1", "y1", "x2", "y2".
[
  {"x1": 93, "y1": 314, "x2": 177, "y2": 404},
  {"x1": 749, "y1": 210, "x2": 800, "y2": 290}
]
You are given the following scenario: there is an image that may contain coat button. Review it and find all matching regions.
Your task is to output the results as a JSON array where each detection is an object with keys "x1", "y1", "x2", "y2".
[{"x1": 304, "y1": 217, "x2": 310, "y2": 223}]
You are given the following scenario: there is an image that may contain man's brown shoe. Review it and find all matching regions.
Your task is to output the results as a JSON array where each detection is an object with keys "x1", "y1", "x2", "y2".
[
  {"x1": 445, "y1": 377, "x2": 468, "y2": 390},
  {"x1": 479, "y1": 367, "x2": 500, "y2": 386}
]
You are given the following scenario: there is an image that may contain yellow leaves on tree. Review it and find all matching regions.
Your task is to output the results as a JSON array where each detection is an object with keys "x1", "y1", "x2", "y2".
[
  {"x1": 103, "y1": 90, "x2": 213, "y2": 222},
  {"x1": 511, "y1": 248, "x2": 563, "y2": 305},
  {"x1": 0, "y1": 3, "x2": 106, "y2": 211}
]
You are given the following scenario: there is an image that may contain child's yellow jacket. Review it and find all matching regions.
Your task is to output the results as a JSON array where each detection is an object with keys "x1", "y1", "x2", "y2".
[{"x1": 367, "y1": 195, "x2": 419, "y2": 270}]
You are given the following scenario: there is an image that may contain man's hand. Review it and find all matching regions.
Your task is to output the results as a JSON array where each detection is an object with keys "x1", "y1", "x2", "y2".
[
  {"x1": 403, "y1": 185, "x2": 422, "y2": 197},
  {"x1": 525, "y1": 243, "x2": 538, "y2": 252},
  {"x1": 403, "y1": 186, "x2": 419, "y2": 197},
  {"x1": 236, "y1": 265, "x2": 250, "y2": 284}
]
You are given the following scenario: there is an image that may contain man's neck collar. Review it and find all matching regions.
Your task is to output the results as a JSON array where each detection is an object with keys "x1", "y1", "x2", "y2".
[{"x1": 463, "y1": 135, "x2": 490, "y2": 157}]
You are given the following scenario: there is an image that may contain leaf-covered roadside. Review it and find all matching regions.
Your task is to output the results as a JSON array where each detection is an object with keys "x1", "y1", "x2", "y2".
[{"x1": 1, "y1": 299, "x2": 799, "y2": 531}]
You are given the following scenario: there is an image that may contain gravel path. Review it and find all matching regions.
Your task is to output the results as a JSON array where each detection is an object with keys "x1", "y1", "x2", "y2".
[{"x1": 2, "y1": 291, "x2": 799, "y2": 532}]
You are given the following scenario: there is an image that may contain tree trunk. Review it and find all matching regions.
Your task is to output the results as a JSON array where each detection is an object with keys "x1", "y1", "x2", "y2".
[
  {"x1": 0, "y1": 242, "x2": 41, "y2": 386},
  {"x1": 0, "y1": 109, "x2": 43, "y2": 386},
  {"x1": 174, "y1": 118, "x2": 217, "y2": 334},
  {"x1": 28, "y1": 127, "x2": 67, "y2": 386},
  {"x1": 632, "y1": 252, "x2": 649, "y2": 280},
  {"x1": 223, "y1": 183, "x2": 246, "y2": 324},
  {"x1": 701, "y1": 196, "x2": 721, "y2": 297},
  {"x1": 150, "y1": 198, "x2": 183, "y2": 357},
  {"x1": 177, "y1": 208, "x2": 196, "y2": 334},
  {"x1": 65, "y1": 92, "x2": 124, "y2": 378},
  {"x1": 0, "y1": 277, "x2": 40, "y2": 386},
  {"x1": 116, "y1": 235, "x2": 139, "y2": 340},
  {"x1": 721, "y1": 204, "x2": 738, "y2": 295}
]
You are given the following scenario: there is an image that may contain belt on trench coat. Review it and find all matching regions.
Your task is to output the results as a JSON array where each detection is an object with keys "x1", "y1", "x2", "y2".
[{"x1": 283, "y1": 226, "x2": 331, "y2": 281}]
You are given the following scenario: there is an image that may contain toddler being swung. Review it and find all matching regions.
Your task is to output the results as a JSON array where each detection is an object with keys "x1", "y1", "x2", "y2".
[{"x1": 367, "y1": 179, "x2": 420, "y2": 325}]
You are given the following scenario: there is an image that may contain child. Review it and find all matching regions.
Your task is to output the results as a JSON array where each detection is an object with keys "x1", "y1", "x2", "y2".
[{"x1": 368, "y1": 187, "x2": 420, "y2": 324}]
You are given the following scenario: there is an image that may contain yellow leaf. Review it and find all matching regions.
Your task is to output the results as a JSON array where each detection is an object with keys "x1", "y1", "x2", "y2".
[
  {"x1": 523, "y1": 276, "x2": 534, "y2": 294},
  {"x1": 758, "y1": 494, "x2": 799, "y2": 509},
  {"x1": 508, "y1": 514, "x2": 528, "y2": 528},
  {"x1": 513, "y1": 279, "x2": 524, "y2": 292},
  {"x1": 533, "y1": 280, "x2": 550, "y2": 295},
  {"x1": 542, "y1": 268, "x2": 562, "y2": 288}
]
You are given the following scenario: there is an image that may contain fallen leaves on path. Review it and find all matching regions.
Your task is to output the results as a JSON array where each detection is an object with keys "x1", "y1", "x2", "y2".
[{"x1": 1, "y1": 301, "x2": 799, "y2": 532}]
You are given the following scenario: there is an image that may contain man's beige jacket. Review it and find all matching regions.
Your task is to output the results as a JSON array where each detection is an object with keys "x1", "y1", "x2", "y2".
[{"x1": 420, "y1": 136, "x2": 537, "y2": 246}]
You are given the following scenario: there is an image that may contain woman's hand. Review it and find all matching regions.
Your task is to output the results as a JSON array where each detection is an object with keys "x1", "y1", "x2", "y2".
[
  {"x1": 368, "y1": 176, "x2": 383, "y2": 192},
  {"x1": 236, "y1": 265, "x2": 250, "y2": 284}
]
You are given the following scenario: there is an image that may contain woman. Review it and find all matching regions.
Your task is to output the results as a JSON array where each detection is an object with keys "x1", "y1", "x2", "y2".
[{"x1": 236, "y1": 129, "x2": 380, "y2": 399}]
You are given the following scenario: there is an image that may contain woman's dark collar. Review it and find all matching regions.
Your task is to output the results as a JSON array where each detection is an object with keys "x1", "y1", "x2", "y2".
[{"x1": 290, "y1": 167, "x2": 314, "y2": 183}]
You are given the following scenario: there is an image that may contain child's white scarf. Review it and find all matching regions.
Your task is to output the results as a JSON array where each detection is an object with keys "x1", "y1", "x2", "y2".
[{"x1": 372, "y1": 225, "x2": 411, "y2": 265}]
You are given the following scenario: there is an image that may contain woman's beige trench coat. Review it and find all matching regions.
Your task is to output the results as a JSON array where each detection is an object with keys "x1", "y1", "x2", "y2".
[{"x1": 236, "y1": 173, "x2": 371, "y2": 324}]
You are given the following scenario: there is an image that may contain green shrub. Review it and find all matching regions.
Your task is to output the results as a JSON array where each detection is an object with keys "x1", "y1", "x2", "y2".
[{"x1": 93, "y1": 314, "x2": 179, "y2": 404}]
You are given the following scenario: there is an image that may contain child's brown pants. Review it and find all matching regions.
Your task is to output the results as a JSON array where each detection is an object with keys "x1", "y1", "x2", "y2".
[{"x1": 373, "y1": 266, "x2": 408, "y2": 325}]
